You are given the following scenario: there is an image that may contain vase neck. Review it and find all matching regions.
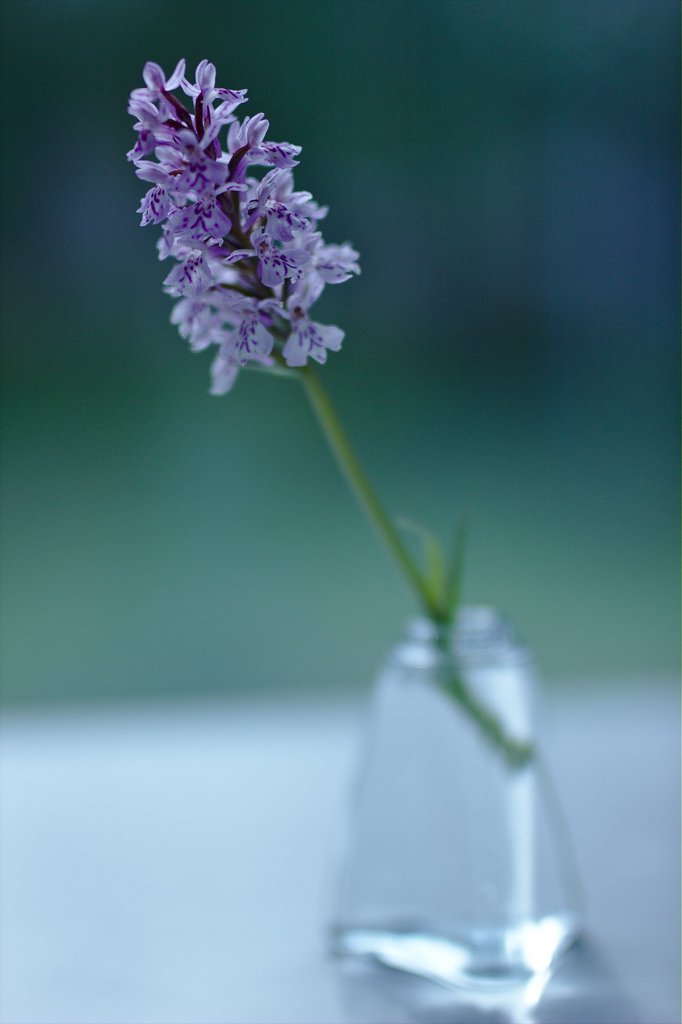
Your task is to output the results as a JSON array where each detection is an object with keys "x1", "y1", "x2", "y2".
[
  {"x1": 453, "y1": 606, "x2": 524, "y2": 663},
  {"x1": 402, "y1": 607, "x2": 525, "y2": 662}
]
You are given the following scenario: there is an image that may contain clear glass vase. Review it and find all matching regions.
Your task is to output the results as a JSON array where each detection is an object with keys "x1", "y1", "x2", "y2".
[{"x1": 330, "y1": 607, "x2": 582, "y2": 989}]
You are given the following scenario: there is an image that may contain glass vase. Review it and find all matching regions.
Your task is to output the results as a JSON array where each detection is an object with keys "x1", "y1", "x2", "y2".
[{"x1": 330, "y1": 607, "x2": 582, "y2": 989}]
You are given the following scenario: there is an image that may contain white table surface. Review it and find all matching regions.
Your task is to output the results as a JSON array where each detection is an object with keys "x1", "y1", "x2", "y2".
[{"x1": 0, "y1": 682, "x2": 679, "y2": 1024}]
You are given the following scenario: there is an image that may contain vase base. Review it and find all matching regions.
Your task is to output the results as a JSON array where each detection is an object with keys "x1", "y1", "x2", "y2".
[{"x1": 330, "y1": 914, "x2": 580, "y2": 990}]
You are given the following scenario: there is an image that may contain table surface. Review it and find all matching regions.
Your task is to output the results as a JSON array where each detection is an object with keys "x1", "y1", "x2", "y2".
[{"x1": 0, "y1": 681, "x2": 679, "y2": 1024}]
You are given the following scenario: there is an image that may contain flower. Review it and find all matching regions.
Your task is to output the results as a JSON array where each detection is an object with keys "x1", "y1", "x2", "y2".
[
  {"x1": 128, "y1": 59, "x2": 359, "y2": 391},
  {"x1": 124, "y1": 62, "x2": 535, "y2": 772},
  {"x1": 282, "y1": 299, "x2": 344, "y2": 367},
  {"x1": 163, "y1": 252, "x2": 212, "y2": 298},
  {"x1": 167, "y1": 196, "x2": 232, "y2": 242}
]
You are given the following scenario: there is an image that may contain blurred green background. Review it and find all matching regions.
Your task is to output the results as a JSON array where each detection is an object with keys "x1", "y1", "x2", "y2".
[{"x1": 1, "y1": 0, "x2": 678, "y2": 705}]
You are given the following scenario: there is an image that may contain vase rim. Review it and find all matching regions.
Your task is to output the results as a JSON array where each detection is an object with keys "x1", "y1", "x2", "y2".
[
  {"x1": 405, "y1": 605, "x2": 510, "y2": 635},
  {"x1": 404, "y1": 607, "x2": 528, "y2": 662}
]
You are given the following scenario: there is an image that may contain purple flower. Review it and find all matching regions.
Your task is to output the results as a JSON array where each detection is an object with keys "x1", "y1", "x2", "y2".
[
  {"x1": 227, "y1": 113, "x2": 270, "y2": 153},
  {"x1": 170, "y1": 297, "x2": 227, "y2": 352},
  {"x1": 244, "y1": 170, "x2": 310, "y2": 241},
  {"x1": 282, "y1": 301, "x2": 344, "y2": 367},
  {"x1": 165, "y1": 134, "x2": 229, "y2": 196},
  {"x1": 251, "y1": 228, "x2": 309, "y2": 287},
  {"x1": 210, "y1": 351, "x2": 240, "y2": 396},
  {"x1": 135, "y1": 59, "x2": 187, "y2": 100},
  {"x1": 137, "y1": 185, "x2": 171, "y2": 226},
  {"x1": 167, "y1": 196, "x2": 232, "y2": 242},
  {"x1": 182, "y1": 60, "x2": 247, "y2": 115},
  {"x1": 231, "y1": 300, "x2": 275, "y2": 366},
  {"x1": 126, "y1": 100, "x2": 162, "y2": 163},
  {"x1": 314, "y1": 242, "x2": 361, "y2": 284},
  {"x1": 257, "y1": 141, "x2": 302, "y2": 170},
  {"x1": 134, "y1": 160, "x2": 174, "y2": 187},
  {"x1": 163, "y1": 252, "x2": 211, "y2": 298},
  {"x1": 128, "y1": 58, "x2": 360, "y2": 390}
]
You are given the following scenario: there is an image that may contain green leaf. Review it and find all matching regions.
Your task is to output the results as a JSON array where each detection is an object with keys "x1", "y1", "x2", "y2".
[
  {"x1": 444, "y1": 514, "x2": 468, "y2": 618},
  {"x1": 395, "y1": 517, "x2": 447, "y2": 612}
]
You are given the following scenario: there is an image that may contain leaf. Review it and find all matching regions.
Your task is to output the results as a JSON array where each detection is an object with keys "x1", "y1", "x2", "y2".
[
  {"x1": 395, "y1": 517, "x2": 447, "y2": 612},
  {"x1": 443, "y1": 514, "x2": 468, "y2": 619}
]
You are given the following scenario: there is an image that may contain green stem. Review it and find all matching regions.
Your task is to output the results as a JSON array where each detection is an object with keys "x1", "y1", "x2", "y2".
[
  {"x1": 298, "y1": 364, "x2": 439, "y2": 619},
  {"x1": 297, "y1": 363, "x2": 534, "y2": 770},
  {"x1": 442, "y1": 670, "x2": 534, "y2": 770}
]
